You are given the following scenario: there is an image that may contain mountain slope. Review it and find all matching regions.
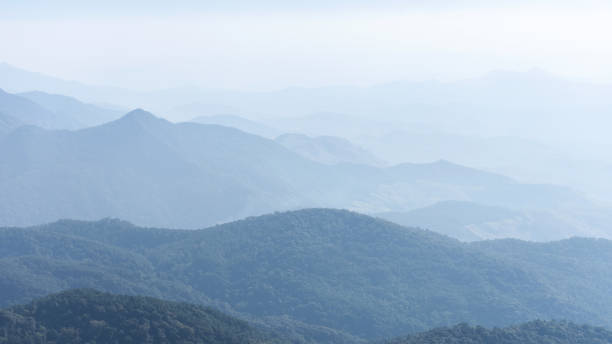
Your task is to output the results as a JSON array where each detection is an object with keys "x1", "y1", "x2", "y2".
[
  {"x1": 0, "y1": 109, "x2": 589, "y2": 231},
  {"x1": 19, "y1": 91, "x2": 122, "y2": 128},
  {"x1": 275, "y1": 133, "x2": 384, "y2": 166},
  {"x1": 0, "y1": 112, "x2": 22, "y2": 136},
  {"x1": 191, "y1": 114, "x2": 280, "y2": 138},
  {"x1": 2, "y1": 210, "x2": 612, "y2": 341},
  {"x1": 0, "y1": 88, "x2": 75, "y2": 129},
  {"x1": 385, "y1": 321, "x2": 612, "y2": 344},
  {"x1": 149, "y1": 209, "x2": 563, "y2": 338},
  {"x1": 376, "y1": 201, "x2": 604, "y2": 242},
  {"x1": 472, "y1": 237, "x2": 612, "y2": 320},
  {"x1": 1, "y1": 289, "x2": 280, "y2": 344},
  {"x1": 0, "y1": 109, "x2": 326, "y2": 228}
]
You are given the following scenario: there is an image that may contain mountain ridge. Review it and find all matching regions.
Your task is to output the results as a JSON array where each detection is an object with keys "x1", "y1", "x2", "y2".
[
  {"x1": 0, "y1": 109, "x2": 592, "y2": 237},
  {"x1": 2, "y1": 209, "x2": 612, "y2": 341}
]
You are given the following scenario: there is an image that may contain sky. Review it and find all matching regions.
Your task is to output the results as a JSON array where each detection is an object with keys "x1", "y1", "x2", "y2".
[{"x1": 1, "y1": 1, "x2": 612, "y2": 90}]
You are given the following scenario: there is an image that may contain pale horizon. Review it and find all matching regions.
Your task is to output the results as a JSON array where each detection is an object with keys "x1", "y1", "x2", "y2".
[{"x1": 3, "y1": 1, "x2": 612, "y2": 91}]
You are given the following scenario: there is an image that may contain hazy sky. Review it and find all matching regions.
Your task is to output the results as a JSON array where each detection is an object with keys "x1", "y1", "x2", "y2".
[{"x1": 2, "y1": 1, "x2": 612, "y2": 90}]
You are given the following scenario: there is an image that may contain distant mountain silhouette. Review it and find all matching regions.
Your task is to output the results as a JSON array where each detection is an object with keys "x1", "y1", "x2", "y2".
[
  {"x1": 376, "y1": 200, "x2": 608, "y2": 242},
  {"x1": 276, "y1": 133, "x2": 385, "y2": 166},
  {"x1": 0, "y1": 109, "x2": 325, "y2": 228},
  {"x1": 0, "y1": 62, "x2": 133, "y2": 107},
  {"x1": 191, "y1": 114, "x2": 280, "y2": 138},
  {"x1": 19, "y1": 90, "x2": 122, "y2": 128},
  {"x1": 0, "y1": 88, "x2": 74, "y2": 129},
  {"x1": 0, "y1": 88, "x2": 122, "y2": 130},
  {"x1": 0, "y1": 109, "x2": 589, "y2": 230}
]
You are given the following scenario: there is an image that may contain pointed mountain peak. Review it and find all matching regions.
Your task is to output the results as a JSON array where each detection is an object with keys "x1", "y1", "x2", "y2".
[
  {"x1": 106, "y1": 109, "x2": 170, "y2": 131},
  {"x1": 118, "y1": 109, "x2": 168, "y2": 124},
  {"x1": 123, "y1": 108, "x2": 156, "y2": 120}
]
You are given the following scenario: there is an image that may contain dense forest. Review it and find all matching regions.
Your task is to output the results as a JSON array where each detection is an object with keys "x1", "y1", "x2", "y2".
[
  {"x1": 385, "y1": 321, "x2": 612, "y2": 344},
  {"x1": 3, "y1": 290, "x2": 612, "y2": 344},
  {"x1": 0, "y1": 289, "x2": 280, "y2": 344},
  {"x1": 1, "y1": 209, "x2": 612, "y2": 342}
]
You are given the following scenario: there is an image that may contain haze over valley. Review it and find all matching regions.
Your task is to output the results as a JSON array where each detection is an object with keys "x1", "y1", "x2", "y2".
[{"x1": 2, "y1": 1, "x2": 612, "y2": 343}]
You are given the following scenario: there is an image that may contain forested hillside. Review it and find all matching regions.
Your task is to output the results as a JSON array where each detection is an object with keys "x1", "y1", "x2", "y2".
[
  {"x1": 385, "y1": 321, "x2": 612, "y2": 344},
  {"x1": 0, "y1": 289, "x2": 280, "y2": 344},
  {"x1": 1, "y1": 209, "x2": 612, "y2": 342}
]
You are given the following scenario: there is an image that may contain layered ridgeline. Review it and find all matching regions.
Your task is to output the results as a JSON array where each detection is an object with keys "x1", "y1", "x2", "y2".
[
  {"x1": 17, "y1": 90, "x2": 122, "y2": 128},
  {"x1": 376, "y1": 201, "x2": 612, "y2": 242},
  {"x1": 275, "y1": 133, "x2": 385, "y2": 166},
  {"x1": 0, "y1": 109, "x2": 328, "y2": 228},
  {"x1": 191, "y1": 114, "x2": 280, "y2": 139},
  {"x1": 0, "y1": 88, "x2": 68, "y2": 129},
  {"x1": 2, "y1": 209, "x2": 612, "y2": 342},
  {"x1": 385, "y1": 321, "x2": 612, "y2": 344},
  {"x1": 0, "y1": 88, "x2": 120, "y2": 130},
  {"x1": 0, "y1": 109, "x2": 589, "y2": 234},
  {"x1": 0, "y1": 289, "x2": 280, "y2": 344}
]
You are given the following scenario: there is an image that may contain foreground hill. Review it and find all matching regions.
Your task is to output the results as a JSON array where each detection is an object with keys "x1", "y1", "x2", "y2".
[
  {"x1": 0, "y1": 109, "x2": 588, "y2": 232},
  {"x1": 385, "y1": 321, "x2": 612, "y2": 344},
  {"x1": 0, "y1": 289, "x2": 279, "y2": 344},
  {"x1": 2, "y1": 209, "x2": 612, "y2": 342}
]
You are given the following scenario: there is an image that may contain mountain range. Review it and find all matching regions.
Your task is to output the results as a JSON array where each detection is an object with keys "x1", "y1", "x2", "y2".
[
  {"x1": 0, "y1": 88, "x2": 70, "y2": 129},
  {"x1": 18, "y1": 90, "x2": 122, "y2": 127},
  {"x1": 191, "y1": 114, "x2": 280, "y2": 139},
  {"x1": 275, "y1": 133, "x2": 384, "y2": 166},
  {"x1": 0, "y1": 109, "x2": 590, "y2": 233},
  {"x1": 377, "y1": 201, "x2": 612, "y2": 241},
  {"x1": 2, "y1": 209, "x2": 612, "y2": 342},
  {"x1": 0, "y1": 88, "x2": 121, "y2": 130},
  {"x1": 4, "y1": 62, "x2": 612, "y2": 204},
  {"x1": 3, "y1": 50, "x2": 612, "y2": 344},
  {"x1": 4, "y1": 62, "x2": 612, "y2": 144}
]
